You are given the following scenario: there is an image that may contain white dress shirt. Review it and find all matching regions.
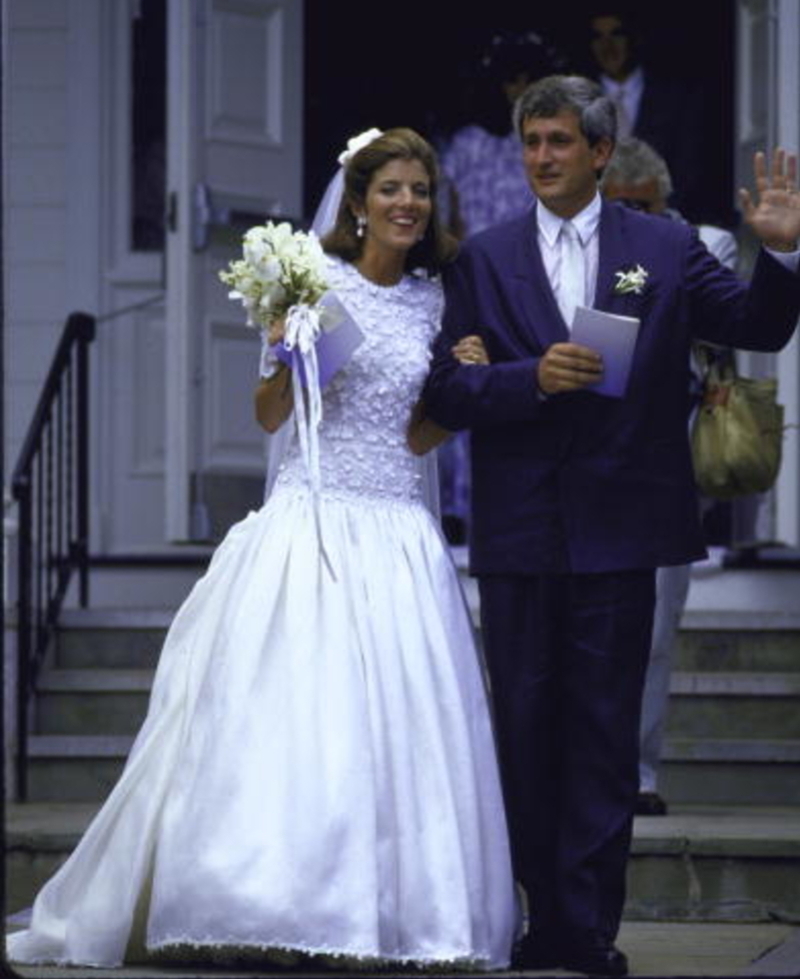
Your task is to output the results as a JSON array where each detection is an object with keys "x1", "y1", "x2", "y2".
[
  {"x1": 600, "y1": 66, "x2": 644, "y2": 138},
  {"x1": 536, "y1": 191, "x2": 602, "y2": 329}
]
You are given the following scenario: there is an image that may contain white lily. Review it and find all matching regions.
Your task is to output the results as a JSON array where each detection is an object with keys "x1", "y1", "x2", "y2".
[
  {"x1": 219, "y1": 220, "x2": 329, "y2": 328},
  {"x1": 614, "y1": 264, "x2": 649, "y2": 295}
]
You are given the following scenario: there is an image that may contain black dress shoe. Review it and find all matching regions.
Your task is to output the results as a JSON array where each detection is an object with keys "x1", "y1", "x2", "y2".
[
  {"x1": 560, "y1": 942, "x2": 628, "y2": 977},
  {"x1": 511, "y1": 932, "x2": 562, "y2": 970},
  {"x1": 635, "y1": 790, "x2": 668, "y2": 816}
]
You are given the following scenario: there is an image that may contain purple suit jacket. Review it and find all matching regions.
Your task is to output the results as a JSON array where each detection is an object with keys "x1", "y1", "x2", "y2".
[{"x1": 424, "y1": 200, "x2": 800, "y2": 575}]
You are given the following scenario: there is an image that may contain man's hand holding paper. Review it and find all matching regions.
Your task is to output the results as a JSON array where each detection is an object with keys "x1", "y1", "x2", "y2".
[
  {"x1": 569, "y1": 306, "x2": 640, "y2": 397},
  {"x1": 537, "y1": 340, "x2": 604, "y2": 395}
]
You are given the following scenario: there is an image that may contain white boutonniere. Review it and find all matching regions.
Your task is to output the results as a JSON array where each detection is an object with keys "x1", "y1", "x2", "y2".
[{"x1": 613, "y1": 264, "x2": 649, "y2": 296}]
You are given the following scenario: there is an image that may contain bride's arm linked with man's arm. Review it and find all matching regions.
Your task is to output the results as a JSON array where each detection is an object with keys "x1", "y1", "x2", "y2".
[{"x1": 406, "y1": 333, "x2": 490, "y2": 455}]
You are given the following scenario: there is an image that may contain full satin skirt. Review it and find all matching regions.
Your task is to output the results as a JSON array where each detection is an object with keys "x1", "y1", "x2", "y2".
[{"x1": 7, "y1": 487, "x2": 516, "y2": 968}]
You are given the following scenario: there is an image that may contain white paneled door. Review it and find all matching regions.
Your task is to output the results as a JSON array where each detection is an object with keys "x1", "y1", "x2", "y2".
[{"x1": 164, "y1": 0, "x2": 303, "y2": 541}]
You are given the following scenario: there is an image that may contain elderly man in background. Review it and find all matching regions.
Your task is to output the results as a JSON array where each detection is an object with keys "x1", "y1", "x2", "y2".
[{"x1": 601, "y1": 137, "x2": 739, "y2": 817}]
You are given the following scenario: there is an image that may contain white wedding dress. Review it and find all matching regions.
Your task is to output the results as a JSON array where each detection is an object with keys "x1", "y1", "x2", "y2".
[{"x1": 7, "y1": 256, "x2": 516, "y2": 969}]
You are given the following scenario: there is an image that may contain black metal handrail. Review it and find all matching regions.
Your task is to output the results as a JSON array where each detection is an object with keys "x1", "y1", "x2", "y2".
[{"x1": 11, "y1": 311, "x2": 96, "y2": 800}]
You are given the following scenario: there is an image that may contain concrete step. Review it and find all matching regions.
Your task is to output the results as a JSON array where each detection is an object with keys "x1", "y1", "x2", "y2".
[
  {"x1": 665, "y1": 671, "x2": 800, "y2": 740},
  {"x1": 24, "y1": 728, "x2": 800, "y2": 810},
  {"x1": 29, "y1": 609, "x2": 800, "y2": 804},
  {"x1": 5, "y1": 802, "x2": 95, "y2": 917},
  {"x1": 675, "y1": 620, "x2": 800, "y2": 673},
  {"x1": 5, "y1": 922, "x2": 798, "y2": 979},
  {"x1": 34, "y1": 666, "x2": 800, "y2": 743},
  {"x1": 5, "y1": 803, "x2": 799, "y2": 926},
  {"x1": 36, "y1": 669, "x2": 154, "y2": 735},
  {"x1": 4, "y1": 922, "x2": 799, "y2": 979},
  {"x1": 456, "y1": 555, "x2": 800, "y2": 670},
  {"x1": 627, "y1": 805, "x2": 800, "y2": 923},
  {"x1": 55, "y1": 609, "x2": 171, "y2": 669},
  {"x1": 63, "y1": 551, "x2": 211, "y2": 611},
  {"x1": 660, "y1": 738, "x2": 800, "y2": 806},
  {"x1": 26, "y1": 735, "x2": 134, "y2": 803},
  {"x1": 60, "y1": 587, "x2": 800, "y2": 674},
  {"x1": 683, "y1": 562, "x2": 800, "y2": 625}
]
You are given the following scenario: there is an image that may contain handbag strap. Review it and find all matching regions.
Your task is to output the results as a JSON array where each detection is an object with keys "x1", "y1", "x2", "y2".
[
  {"x1": 694, "y1": 342, "x2": 737, "y2": 385},
  {"x1": 694, "y1": 342, "x2": 739, "y2": 410}
]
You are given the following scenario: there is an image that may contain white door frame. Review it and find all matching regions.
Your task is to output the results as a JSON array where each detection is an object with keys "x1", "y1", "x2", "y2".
[
  {"x1": 164, "y1": 0, "x2": 198, "y2": 541},
  {"x1": 772, "y1": 0, "x2": 800, "y2": 546},
  {"x1": 164, "y1": 0, "x2": 304, "y2": 542}
]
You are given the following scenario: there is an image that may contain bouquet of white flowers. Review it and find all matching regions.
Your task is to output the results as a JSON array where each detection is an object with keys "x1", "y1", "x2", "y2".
[
  {"x1": 219, "y1": 220, "x2": 329, "y2": 328},
  {"x1": 220, "y1": 220, "x2": 344, "y2": 580}
]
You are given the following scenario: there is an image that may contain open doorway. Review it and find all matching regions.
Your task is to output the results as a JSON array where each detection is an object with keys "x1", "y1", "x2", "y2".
[{"x1": 304, "y1": 0, "x2": 735, "y2": 229}]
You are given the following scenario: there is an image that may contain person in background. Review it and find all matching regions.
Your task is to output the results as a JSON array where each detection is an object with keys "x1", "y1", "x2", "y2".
[
  {"x1": 601, "y1": 136, "x2": 739, "y2": 816},
  {"x1": 424, "y1": 74, "x2": 800, "y2": 976},
  {"x1": 442, "y1": 30, "x2": 566, "y2": 238},
  {"x1": 586, "y1": 6, "x2": 717, "y2": 225},
  {"x1": 438, "y1": 30, "x2": 566, "y2": 543}
]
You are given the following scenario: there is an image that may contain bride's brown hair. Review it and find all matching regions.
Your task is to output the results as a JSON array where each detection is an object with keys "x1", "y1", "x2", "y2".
[{"x1": 322, "y1": 127, "x2": 457, "y2": 275}]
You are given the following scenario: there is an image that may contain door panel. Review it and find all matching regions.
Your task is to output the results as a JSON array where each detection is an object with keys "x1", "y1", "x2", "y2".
[{"x1": 165, "y1": 0, "x2": 303, "y2": 541}]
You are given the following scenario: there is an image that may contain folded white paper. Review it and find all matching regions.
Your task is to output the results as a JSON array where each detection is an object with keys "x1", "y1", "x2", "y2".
[
  {"x1": 274, "y1": 291, "x2": 364, "y2": 388},
  {"x1": 571, "y1": 305, "x2": 640, "y2": 398}
]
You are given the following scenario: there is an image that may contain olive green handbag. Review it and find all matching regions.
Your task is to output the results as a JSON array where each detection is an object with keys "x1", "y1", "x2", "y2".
[{"x1": 691, "y1": 357, "x2": 784, "y2": 499}]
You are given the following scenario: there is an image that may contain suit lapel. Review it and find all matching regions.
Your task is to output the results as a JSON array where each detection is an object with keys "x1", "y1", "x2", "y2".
[
  {"x1": 595, "y1": 199, "x2": 627, "y2": 312},
  {"x1": 512, "y1": 205, "x2": 570, "y2": 351},
  {"x1": 509, "y1": 201, "x2": 647, "y2": 350},
  {"x1": 595, "y1": 200, "x2": 651, "y2": 317}
]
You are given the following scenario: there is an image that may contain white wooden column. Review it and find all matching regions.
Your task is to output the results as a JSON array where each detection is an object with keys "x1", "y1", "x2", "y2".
[
  {"x1": 736, "y1": 0, "x2": 800, "y2": 546},
  {"x1": 774, "y1": 0, "x2": 800, "y2": 546},
  {"x1": 164, "y1": 0, "x2": 197, "y2": 541}
]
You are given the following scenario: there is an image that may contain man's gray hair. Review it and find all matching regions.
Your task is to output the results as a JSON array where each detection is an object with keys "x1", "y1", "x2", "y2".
[
  {"x1": 513, "y1": 74, "x2": 617, "y2": 146},
  {"x1": 602, "y1": 137, "x2": 674, "y2": 200}
]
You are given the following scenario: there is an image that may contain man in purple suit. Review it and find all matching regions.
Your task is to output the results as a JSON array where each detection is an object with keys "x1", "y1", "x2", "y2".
[{"x1": 423, "y1": 75, "x2": 800, "y2": 977}]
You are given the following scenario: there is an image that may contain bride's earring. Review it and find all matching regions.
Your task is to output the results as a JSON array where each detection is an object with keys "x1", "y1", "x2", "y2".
[{"x1": 356, "y1": 215, "x2": 366, "y2": 238}]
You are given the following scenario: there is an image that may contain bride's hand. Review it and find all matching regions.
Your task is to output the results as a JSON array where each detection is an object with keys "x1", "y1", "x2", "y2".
[
  {"x1": 267, "y1": 315, "x2": 287, "y2": 346},
  {"x1": 452, "y1": 334, "x2": 489, "y2": 365}
]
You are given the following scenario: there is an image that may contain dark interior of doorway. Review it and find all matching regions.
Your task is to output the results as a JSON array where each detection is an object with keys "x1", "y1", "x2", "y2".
[{"x1": 304, "y1": 0, "x2": 735, "y2": 229}]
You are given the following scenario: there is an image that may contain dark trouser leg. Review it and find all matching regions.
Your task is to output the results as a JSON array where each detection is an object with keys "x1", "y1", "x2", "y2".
[
  {"x1": 557, "y1": 570, "x2": 655, "y2": 943},
  {"x1": 478, "y1": 570, "x2": 655, "y2": 946},
  {"x1": 478, "y1": 574, "x2": 564, "y2": 938}
]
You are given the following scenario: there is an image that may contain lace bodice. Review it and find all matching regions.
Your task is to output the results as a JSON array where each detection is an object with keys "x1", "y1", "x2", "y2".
[{"x1": 272, "y1": 257, "x2": 443, "y2": 505}]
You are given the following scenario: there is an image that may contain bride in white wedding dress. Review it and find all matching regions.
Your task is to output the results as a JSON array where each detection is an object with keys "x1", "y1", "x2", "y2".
[{"x1": 7, "y1": 128, "x2": 516, "y2": 970}]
